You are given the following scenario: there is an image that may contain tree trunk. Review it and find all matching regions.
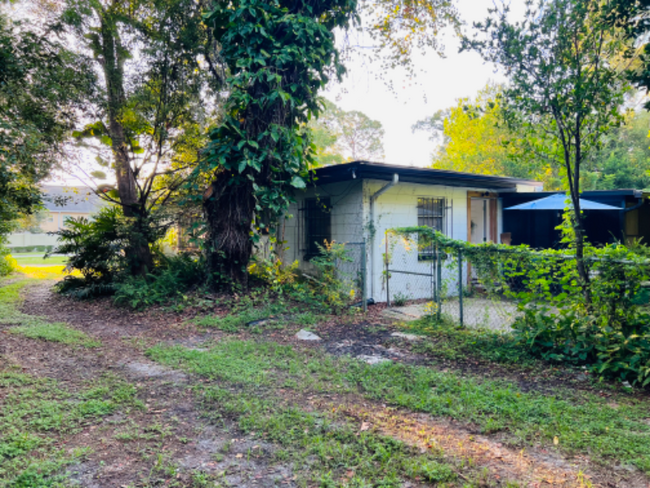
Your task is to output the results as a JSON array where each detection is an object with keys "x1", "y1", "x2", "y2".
[
  {"x1": 100, "y1": 15, "x2": 154, "y2": 277},
  {"x1": 572, "y1": 118, "x2": 591, "y2": 306},
  {"x1": 203, "y1": 177, "x2": 256, "y2": 290},
  {"x1": 572, "y1": 213, "x2": 591, "y2": 305}
]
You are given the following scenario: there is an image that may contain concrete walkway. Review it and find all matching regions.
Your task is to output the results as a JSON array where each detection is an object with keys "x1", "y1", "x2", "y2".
[{"x1": 382, "y1": 297, "x2": 521, "y2": 332}]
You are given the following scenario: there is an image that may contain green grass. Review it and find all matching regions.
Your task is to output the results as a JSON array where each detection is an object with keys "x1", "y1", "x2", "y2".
[
  {"x1": 9, "y1": 322, "x2": 100, "y2": 347},
  {"x1": 0, "y1": 281, "x2": 99, "y2": 347},
  {"x1": 194, "y1": 299, "x2": 291, "y2": 332},
  {"x1": 147, "y1": 342, "x2": 465, "y2": 487},
  {"x1": 13, "y1": 255, "x2": 68, "y2": 266},
  {"x1": 148, "y1": 339, "x2": 650, "y2": 475},
  {"x1": 0, "y1": 370, "x2": 143, "y2": 487},
  {"x1": 399, "y1": 316, "x2": 538, "y2": 366}
]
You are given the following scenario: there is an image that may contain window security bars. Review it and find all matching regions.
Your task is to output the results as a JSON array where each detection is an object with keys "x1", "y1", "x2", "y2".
[
  {"x1": 417, "y1": 197, "x2": 445, "y2": 260},
  {"x1": 303, "y1": 197, "x2": 332, "y2": 260}
]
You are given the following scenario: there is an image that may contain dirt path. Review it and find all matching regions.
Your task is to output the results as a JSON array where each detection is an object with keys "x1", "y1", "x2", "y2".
[{"x1": 3, "y1": 280, "x2": 648, "y2": 487}]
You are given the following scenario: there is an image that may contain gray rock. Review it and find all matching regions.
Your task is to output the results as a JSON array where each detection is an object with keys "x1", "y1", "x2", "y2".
[
  {"x1": 357, "y1": 355, "x2": 391, "y2": 365},
  {"x1": 295, "y1": 329, "x2": 321, "y2": 341},
  {"x1": 391, "y1": 332, "x2": 421, "y2": 341}
]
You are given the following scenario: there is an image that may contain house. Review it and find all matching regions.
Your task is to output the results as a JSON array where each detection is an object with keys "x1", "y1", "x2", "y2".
[
  {"x1": 501, "y1": 190, "x2": 650, "y2": 248},
  {"x1": 282, "y1": 161, "x2": 543, "y2": 303},
  {"x1": 8, "y1": 185, "x2": 103, "y2": 250}
]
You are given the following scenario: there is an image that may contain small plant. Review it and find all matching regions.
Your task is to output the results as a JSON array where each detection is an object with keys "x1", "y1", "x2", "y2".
[
  {"x1": 50, "y1": 207, "x2": 128, "y2": 298},
  {"x1": 392, "y1": 292, "x2": 410, "y2": 307},
  {"x1": 9, "y1": 323, "x2": 100, "y2": 348},
  {"x1": 113, "y1": 254, "x2": 206, "y2": 309},
  {"x1": 309, "y1": 241, "x2": 354, "y2": 313}
]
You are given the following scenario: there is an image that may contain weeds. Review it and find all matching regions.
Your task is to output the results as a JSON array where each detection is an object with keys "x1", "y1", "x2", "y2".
[
  {"x1": 147, "y1": 343, "x2": 461, "y2": 486},
  {"x1": 0, "y1": 281, "x2": 99, "y2": 347},
  {"x1": 402, "y1": 316, "x2": 536, "y2": 366},
  {"x1": 148, "y1": 339, "x2": 650, "y2": 474},
  {"x1": 9, "y1": 322, "x2": 100, "y2": 347},
  {"x1": 0, "y1": 370, "x2": 142, "y2": 487}
]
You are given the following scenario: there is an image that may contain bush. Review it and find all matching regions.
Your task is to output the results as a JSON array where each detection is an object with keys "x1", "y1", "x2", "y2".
[
  {"x1": 0, "y1": 246, "x2": 17, "y2": 276},
  {"x1": 113, "y1": 254, "x2": 206, "y2": 309},
  {"x1": 51, "y1": 207, "x2": 128, "y2": 298},
  {"x1": 388, "y1": 226, "x2": 650, "y2": 388},
  {"x1": 247, "y1": 242, "x2": 357, "y2": 314},
  {"x1": 511, "y1": 244, "x2": 650, "y2": 387},
  {"x1": 309, "y1": 241, "x2": 355, "y2": 312}
]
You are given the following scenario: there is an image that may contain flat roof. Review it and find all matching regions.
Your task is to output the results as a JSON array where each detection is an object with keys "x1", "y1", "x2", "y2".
[{"x1": 313, "y1": 161, "x2": 542, "y2": 190}]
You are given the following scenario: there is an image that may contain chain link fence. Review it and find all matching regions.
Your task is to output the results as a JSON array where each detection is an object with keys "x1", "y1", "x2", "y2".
[
  {"x1": 384, "y1": 231, "x2": 529, "y2": 330},
  {"x1": 339, "y1": 241, "x2": 368, "y2": 312}
]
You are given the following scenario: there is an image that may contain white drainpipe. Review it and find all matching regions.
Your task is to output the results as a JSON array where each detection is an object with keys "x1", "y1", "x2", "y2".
[{"x1": 368, "y1": 173, "x2": 399, "y2": 300}]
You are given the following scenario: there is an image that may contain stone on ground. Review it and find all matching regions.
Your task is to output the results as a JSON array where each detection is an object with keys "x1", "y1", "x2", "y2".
[
  {"x1": 357, "y1": 355, "x2": 391, "y2": 365},
  {"x1": 391, "y1": 332, "x2": 421, "y2": 341},
  {"x1": 295, "y1": 329, "x2": 321, "y2": 341}
]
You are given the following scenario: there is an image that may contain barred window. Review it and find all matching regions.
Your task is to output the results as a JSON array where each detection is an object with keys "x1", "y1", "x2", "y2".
[
  {"x1": 304, "y1": 197, "x2": 331, "y2": 259},
  {"x1": 417, "y1": 197, "x2": 445, "y2": 260}
]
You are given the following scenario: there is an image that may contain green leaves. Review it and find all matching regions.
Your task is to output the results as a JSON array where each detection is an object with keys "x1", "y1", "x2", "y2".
[
  {"x1": 200, "y1": 0, "x2": 358, "y2": 275},
  {"x1": 290, "y1": 176, "x2": 306, "y2": 189}
]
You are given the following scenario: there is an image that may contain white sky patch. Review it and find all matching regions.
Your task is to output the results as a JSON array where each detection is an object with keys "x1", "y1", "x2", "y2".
[{"x1": 325, "y1": 0, "x2": 527, "y2": 167}]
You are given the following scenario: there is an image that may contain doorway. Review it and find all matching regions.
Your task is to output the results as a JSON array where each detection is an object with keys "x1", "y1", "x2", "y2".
[{"x1": 468, "y1": 192, "x2": 498, "y2": 244}]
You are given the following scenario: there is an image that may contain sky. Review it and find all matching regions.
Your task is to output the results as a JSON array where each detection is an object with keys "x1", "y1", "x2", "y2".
[{"x1": 325, "y1": 0, "x2": 518, "y2": 167}]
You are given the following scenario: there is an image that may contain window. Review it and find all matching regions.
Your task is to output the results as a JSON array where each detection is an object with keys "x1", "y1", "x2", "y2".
[
  {"x1": 417, "y1": 197, "x2": 446, "y2": 259},
  {"x1": 304, "y1": 198, "x2": 331, "y2": 259}
]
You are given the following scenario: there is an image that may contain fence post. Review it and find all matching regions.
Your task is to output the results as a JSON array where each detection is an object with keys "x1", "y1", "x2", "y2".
[
  {"x1": 436, "y1": 243, "x2": 442, "y2": 321},
  {"x1": 361, "y1": 238, "x2": 367, "y2": 314},
  {"x1": 386, "y1": 231, "x2": 391, "y2": 307},
  {"x1": 458, "y1": 248, "x2": 464, "y2": 328}
]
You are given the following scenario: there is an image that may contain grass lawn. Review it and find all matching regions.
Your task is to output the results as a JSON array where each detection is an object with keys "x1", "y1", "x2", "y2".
[
  {"x1": 1, "y1": 270, "x2": 650, "y2": 487},
  {"x1": 11, "y1": 253, "x2": 68, "y2": 266}
]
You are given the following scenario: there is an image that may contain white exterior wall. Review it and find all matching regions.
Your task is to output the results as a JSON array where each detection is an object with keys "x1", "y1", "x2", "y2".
[
  {"x1": 8, "y1": 233, "x2": 60, "y2": 249},
  {"x1": 282, "y1": 179, "x2": 508, "y2": 303},
  {"x1": 282, "y1": 180, "x2": 364, "y2": 272},
  {"x1": 365, "y1": 180, "x2": 478, "y2": 303}
]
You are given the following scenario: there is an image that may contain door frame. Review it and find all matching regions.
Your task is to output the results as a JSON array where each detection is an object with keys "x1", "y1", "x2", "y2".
[{"x1": 467, "y1": 191, "x2": 498, "y2": 244}]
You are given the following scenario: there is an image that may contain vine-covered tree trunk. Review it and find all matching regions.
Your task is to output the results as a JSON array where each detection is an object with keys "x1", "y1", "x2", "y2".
[{"x1": 203, "y1": 178, "x2": 256, "y2": 288}]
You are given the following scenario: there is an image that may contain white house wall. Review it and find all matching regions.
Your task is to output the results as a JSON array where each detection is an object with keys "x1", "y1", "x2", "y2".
[
  {"x1": 364, "y1": 180, "x2": 478, "y2": 303},
  {"x1": 282, "y1": 179, "x2": 506, "y2": 304},
  {"x1": 282, "y1": 180, "x2": 365, "y2": 273}
]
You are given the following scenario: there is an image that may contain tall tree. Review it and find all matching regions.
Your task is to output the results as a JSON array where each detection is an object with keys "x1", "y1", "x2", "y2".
[
  {"x1": 467, "y1": 0, "x2": 633, "y2": 301},
  {"x1": 51, "y1": 0, "x2": 218, "y2": 276},
  {"x1": 413, "y1": 84, "x2": 561, "y2": 188},
  {"x1": 0, "y1": 12, "x2": 94, "y2": 241},
  {"x1": 309, "y1": 100, "x2": 385, "y2": 165},
  {"x1": 199, "y1": 0, "x2": 358, "y2": 288},
  {"x1": 602, "y1": 0, "x2": 650, "y2": 106},
  {"x1": 586, "y1": 110, "x2": 650, "y2": 190}
]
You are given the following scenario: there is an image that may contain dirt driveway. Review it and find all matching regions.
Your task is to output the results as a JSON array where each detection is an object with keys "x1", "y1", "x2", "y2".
[{"x1": 1, "y1": 277, "x2": 649, "y2": 488}]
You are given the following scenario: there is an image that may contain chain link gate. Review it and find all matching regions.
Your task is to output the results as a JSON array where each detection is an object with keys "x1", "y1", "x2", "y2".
[{"x1": 384, "y1": 231, "x2": 522, "y2": 330}]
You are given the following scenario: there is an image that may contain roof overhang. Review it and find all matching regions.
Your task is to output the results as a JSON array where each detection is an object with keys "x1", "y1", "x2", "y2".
[{"x1": 312, "y1": 161, "x2": 542, "y2": 191}]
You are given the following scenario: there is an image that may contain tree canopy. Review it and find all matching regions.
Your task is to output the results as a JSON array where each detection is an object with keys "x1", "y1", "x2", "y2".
[
  {"x1": 0, "y1": 12, "x2": 94, "y2": 239},
  {"x1": 414, "y1": 84, "x2": 556, "y2": 184},
  {"x1": 467, "y1": 0, "x2": 635, "y2": 299},
  {"x1": 49, "y1": 0, "x2": 219, "y2": 275},
  {"x1": 309, "y1": 99, "x2": 385, "y2": 165}
]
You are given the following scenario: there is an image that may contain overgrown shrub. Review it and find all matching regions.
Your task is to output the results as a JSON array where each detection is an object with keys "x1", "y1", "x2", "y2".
[
  {"x1": 309, "y1": 241, "x2": 355, "y2": 312},
  {"x1": 50, "y1": 207, "x2": 127, "y2": 298},
  {"x1": 0, "y1": 245, "x2": 17, "y2": 276},
  {"x1": 113, "y1": 254, "x2": 206, "y2": 309},
  {"x1": 247, "y1": 242, "x2": 356, "y2": 314},
  {"x1": 389, "y1": 226, "x2": 650, "y2": 388},
  {"x1": 512, "y1": 244, "x2": 650, "y2": 386}
]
